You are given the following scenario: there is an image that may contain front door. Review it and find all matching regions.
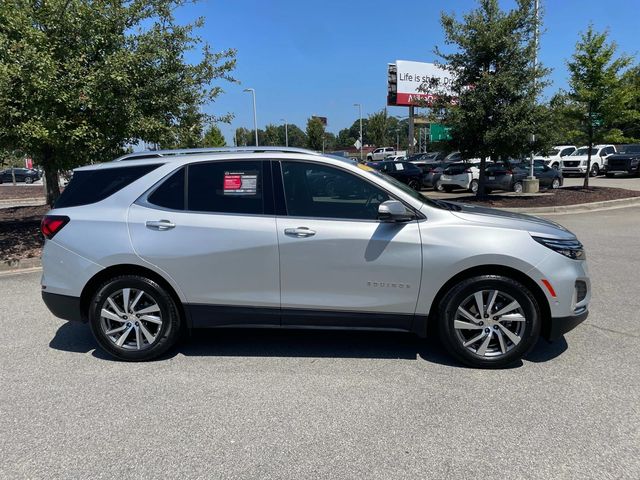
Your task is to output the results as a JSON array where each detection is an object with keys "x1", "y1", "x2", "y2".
[
  {"x1": 276, "y1": 160, "x2": 422, "y2": 331},
  {"x1": 127, "y1": 160, "x2": 280, "y2": 327}
]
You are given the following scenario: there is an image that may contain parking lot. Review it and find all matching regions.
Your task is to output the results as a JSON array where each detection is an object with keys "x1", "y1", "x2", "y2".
[{"x1": 1, "y1": 206, "x2": 638, "y2": 479}]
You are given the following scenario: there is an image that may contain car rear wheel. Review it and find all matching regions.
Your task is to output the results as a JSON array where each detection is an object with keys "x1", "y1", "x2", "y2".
[
  {"x1": 89, "y1": 275, "x2": 181, "y2": 361},
  {"x1": 435, "y1": 180, "x2": 445, "y2": 192},
  {"x1": 513, "y1": 182, "x2": 523, "y2": 193},
  {"x1": 25, "y1": 176, "x2": 33, "y2": 184},
  {"x1": 438, "y1": 275, "x2": 541, "y2": 368},
  {"x1": 469, "y1": 180, "x2": 479, "y2": 194},
  {"x1": 551, "y1": 178, "x2": 561, "y2": 189}
]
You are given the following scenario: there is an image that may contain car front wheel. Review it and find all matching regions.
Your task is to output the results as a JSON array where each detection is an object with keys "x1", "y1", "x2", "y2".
[
  {"x1": 469, "y1": 179, "x2": 479, "y2": 193},
  {"x1": 25, "y1": 176, "x2": 33, "y2": 184},
  {"x1": 590, "y1": 164, "x2": 599, "y2": 177},
  {"x1": 513, "y1": 182, "x2": 523, "y2": 193},
  {"x1": 89, "y1": 275, "x2": 182, "y2": 361},
  {"x1": 438, "y1": 275, "x2": 541, "y2": 368},
  {"x1": 551, "y1": 178, "x2": 561, "y2": 189}
]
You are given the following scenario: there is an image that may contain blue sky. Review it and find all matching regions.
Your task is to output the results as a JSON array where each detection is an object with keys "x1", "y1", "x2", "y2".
[{"x1": 174, "y1": 0, "x2": 639, "y2": 144}]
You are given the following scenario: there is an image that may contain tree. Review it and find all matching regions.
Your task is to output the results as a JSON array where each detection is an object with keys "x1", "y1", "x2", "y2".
[
  {"x1": 285, "y1": 124, "x2": 307, "y2": 148},
  {"x1": 367, "y1": 109, "x2": 389, "y2": 147},
  {"x1": 609, "y1": 65, "x2": 640, "y2": 142},
  {"x1": 567, "y1": 26, "x2": 632, "y2": 187},
  {"x1": 0, "y1": 1, "x2": 236, "y2": 205},
  {"x1": 202, "y1": 124, "x2": 226, "y2": 147},
  {"x1": 306, "y1": 117, "x2": 325, "y2": 151},
  {"x1": 336, "y1": 128, "x2": 356, "y2": 148},
  {"x1": 428, "y1": 0, "x2": 547, "y2": 197},
  {"x1": 263, "y1": 124, "x2": 280, "y2": 146}
]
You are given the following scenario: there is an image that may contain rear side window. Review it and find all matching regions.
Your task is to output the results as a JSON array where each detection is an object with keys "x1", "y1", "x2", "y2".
[
  {"x1": 148, "y1": 167, "x2": 185, "y2": 210},
  {"x1": 187, "y1": 161, "x2": 264, "y2": 214},
  {"x1": 55, "y1": 164, "x2": 160, "y2": 208}
]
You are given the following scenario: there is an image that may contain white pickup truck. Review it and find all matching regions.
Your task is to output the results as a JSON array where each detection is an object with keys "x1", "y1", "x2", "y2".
[
  {"x1": 561, "y1": 144, "x2": 617, "y2": 177},
  {"x1": 366, "y1": 147, "x2": 407, "y2": 161}
]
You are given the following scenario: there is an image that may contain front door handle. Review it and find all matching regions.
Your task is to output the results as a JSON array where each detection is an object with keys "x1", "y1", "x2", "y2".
[
  {"x1": 284, "y1": 227, "x2": 316, "y2": 238},
  {"x1": 146, "y1": 220, "x2": 175, "y2": 231}
]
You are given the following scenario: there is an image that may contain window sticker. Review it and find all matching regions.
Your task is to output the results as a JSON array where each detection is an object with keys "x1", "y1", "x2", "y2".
[
  {"x1": 396, "y1": 163, "x2": 404, "y2": 171},
  {"x1": 223, "y1": 170, "x2": 258, "y2": 195}
]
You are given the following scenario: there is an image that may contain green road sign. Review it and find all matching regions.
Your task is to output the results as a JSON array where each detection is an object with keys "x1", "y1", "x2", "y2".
[{"x1": 430, "y1": 123, "x2": 452, "y2": 142}]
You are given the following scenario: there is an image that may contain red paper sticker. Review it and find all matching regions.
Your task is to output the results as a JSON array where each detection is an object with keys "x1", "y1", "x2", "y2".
[{"x1": 224, "y1": 175, "x2": 243, "y2": 190}]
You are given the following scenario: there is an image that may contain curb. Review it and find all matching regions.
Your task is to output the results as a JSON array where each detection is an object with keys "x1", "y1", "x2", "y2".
[
  {"x1": 0, "y1": 257, "x2": 42, "y2": 273},
  {"x1": 0, "y1": 198, "x2": 46, "y2": 208},
  {"x1": 500, "y1": 195, "x2": 640, "y2": 214}
]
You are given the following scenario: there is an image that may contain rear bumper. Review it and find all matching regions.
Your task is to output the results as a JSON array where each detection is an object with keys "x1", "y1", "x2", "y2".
[
  {"x1": 546, "y1": 308, "x2": 588, "y2": 341},
  {"x1": 42, "y1": 291, "x2": 85, "y2": 323}
]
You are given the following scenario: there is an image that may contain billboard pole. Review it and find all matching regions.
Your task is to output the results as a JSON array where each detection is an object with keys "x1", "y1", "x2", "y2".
[{"x1": 408, "y1": 106, "x2": 415, "y2": 155}]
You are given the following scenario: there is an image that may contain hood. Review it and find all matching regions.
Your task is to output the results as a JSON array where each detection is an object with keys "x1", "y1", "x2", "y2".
[{"x1": 446, "y1": 202, "x2": 575, "y2": 239}]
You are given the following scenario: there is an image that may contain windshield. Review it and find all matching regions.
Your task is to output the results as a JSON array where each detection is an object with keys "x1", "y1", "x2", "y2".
[
  {"x1": 619, "y1": 145, "x2": 640, "y2": 154},
  {"x1": 572, "y1": 147, "x2": 596, "y2": 156}
]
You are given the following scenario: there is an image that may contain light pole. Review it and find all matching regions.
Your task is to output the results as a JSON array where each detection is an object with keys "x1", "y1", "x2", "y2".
[
  {"x1": 280, "y1": 118, "x2": 289, "y2": 147},
  {"x1": 527, "y1": 0, "x2": 539, "y2": 189},
  {"x1": 244, "y1": 88, "x2": 258, "y2": 146},
  {"x1": 353, "y1": 103, "x2": 363, "y2": 161}
]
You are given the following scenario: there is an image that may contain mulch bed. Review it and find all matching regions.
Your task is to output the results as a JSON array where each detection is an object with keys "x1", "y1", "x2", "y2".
[
  {"x1": 0, "y1": 205, "x2": 48, "y2": 262},
  {"x1": 446, "y1": 186, "x2": 640, "y2": 208},
  {"x1": 0, "y1": 185, "x2": 46, "y2": 201}
]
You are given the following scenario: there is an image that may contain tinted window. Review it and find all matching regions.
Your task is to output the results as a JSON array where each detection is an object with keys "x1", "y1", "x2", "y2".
[
  {"x1": 281, "y1": 162, "x2": 390, "y2": 220},
  {"x1": 561, "y1": 148, "x2": 575, "y2": 156},
  {"x1": 188, "y1": 161, "x2": 264, "y2": 214},
  {"x1": 55, "y1": 164, "x2": 160, "y2": 208},
  {"x1": 148, "y1": 167, "x2": 185, "y2": 210}
]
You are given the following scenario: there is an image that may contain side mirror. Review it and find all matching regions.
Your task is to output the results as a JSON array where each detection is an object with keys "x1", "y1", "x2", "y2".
[{"x1": 378, "y1": 200, "x2": 414, "y2": 223}]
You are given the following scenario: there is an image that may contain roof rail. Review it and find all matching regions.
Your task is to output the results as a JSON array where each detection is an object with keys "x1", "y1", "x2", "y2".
[{"x1": 113, "y1": 146, "x2": 322, "y2": 162}]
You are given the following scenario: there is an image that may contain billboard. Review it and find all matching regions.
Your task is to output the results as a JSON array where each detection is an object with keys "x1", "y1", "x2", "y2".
[{"x1": 388, "y1": 60, "x2": 455, "y2": 107}]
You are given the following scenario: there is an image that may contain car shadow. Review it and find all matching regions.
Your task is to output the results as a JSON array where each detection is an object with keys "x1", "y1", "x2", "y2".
[{"x1": 49, "y1": 322, "x2": 569, "y2": 367}]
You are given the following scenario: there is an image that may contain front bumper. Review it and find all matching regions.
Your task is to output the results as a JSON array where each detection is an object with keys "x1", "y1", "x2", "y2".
[
  {"x1": 42, "y1": 291, "x2": 84, "y2": 322},
  {"x1": 547, "y1": 308, "x2": 589, "y2": 341},
  {"x1": 561, "y1": 167, "x2": 587, "y2": 175}
]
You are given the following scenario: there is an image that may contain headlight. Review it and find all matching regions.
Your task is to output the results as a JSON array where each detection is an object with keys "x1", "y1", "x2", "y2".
[{"x1": 532, "y1": 236, "x2": 586, "y2": 260}]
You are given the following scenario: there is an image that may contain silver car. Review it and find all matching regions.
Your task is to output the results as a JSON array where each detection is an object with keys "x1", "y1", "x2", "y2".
[{"x1": 41, "y1": 147, "x2": 590, "y2": 368}]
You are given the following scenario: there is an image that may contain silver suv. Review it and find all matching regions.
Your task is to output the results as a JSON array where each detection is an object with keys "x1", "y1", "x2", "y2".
[{"x1": 41, "y1": 147, "x2": 590, "y2": 368}]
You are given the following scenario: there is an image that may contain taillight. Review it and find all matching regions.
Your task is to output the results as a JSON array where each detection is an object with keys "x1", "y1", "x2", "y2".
[
  {"x1": 464, "y1": 168, "x2": 471, "y2": 173},
  {"x1": 506, "y1": 169, "x2": 513, "y2": 174},
  {"x1": 41, "y1": 215, "x2": 70, "y2": 239}
]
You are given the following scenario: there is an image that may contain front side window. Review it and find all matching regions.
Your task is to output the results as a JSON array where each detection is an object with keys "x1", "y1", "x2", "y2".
[
  {"x1": 281, "y1": 162, "x2": 390, "y2": 220},
  {"x1": 188, "y1": 161, "x2": 264, "y2": 214}
]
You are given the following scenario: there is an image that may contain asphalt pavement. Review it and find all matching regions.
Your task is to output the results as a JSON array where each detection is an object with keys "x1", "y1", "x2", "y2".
[{"x1": 1, "y1": 207, "x2": 639, "y2": 479}]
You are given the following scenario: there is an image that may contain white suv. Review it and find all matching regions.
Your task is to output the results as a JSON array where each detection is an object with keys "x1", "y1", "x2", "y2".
[
  {"x1": 535, "y1": 145, "x2": 576, "y2": 169},
  {"x1": 561, "y1": 145, "x2": 616, "y2": 176},
  {"x1": 41, "y1": 147, "x2": 590, "y2": 368}
]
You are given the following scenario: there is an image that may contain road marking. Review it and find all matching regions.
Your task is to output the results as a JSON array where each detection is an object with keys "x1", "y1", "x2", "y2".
[{"x1": 0, "y1": 267, "x2": 42, "y2": 277}]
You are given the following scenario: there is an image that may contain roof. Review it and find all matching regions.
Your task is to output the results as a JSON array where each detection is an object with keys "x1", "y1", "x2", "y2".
[{"x1": 112, "y1": 146, "x2": 322, "y2": 162}]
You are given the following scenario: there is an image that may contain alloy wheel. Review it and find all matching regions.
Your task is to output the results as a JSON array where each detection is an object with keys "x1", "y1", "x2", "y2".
[
  {"x1": 552, "y1": 178, "x2": 560, "y2": 189},
  {"x1": 99, "y1": 288, "x2": 163, "y2": 350},
  {"x1": 453, "y1": 289, "x2": 526, "y2": 358}
]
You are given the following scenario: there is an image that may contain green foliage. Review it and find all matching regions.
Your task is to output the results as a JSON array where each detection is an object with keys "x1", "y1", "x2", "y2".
[
  {"x1": 202, "y1": 124, "x2": 226, "y2": 147},
  {"x1": 305, "y1": 117, "x2": 325, "y2": 151},
  {"x1": 367, "y1": 109, "x2": 389, "y2": 147},
  {"x1": 566, "y1": 25, "x2": 632, "y2": 186},
  {"x1": 429, "y1": 0, "x2": 547, "y2": 195},
  {"x1": 0, "y1": 0, "x2": 236, "y2": 204}
]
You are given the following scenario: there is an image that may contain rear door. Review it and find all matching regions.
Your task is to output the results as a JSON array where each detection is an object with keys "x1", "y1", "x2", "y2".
[
  {"x1": 275, "y1": 160, "x2": 422, "y2": 330},
  {"x1": 128, "y1": 160, "x2": 280, "y2": 327}
]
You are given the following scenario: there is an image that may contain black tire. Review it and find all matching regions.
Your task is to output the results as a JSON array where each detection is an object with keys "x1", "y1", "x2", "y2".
[
  {"x1": 590, "y1": 164, "x2": 599, "y2": 177},
  {"x1": 551, "y1": 162, "x2": 560, "y2": 170},
  {"x1": 469, "y1": 179, "x2": 479, "y2": 193},
  {"x1": 551, "y1": 177, "x2": 561, "y2": 189},
  {"x1": 437, "y1": 275, "x2": 541, "y2": 368},
  {"x1": 605, "y1": 173, "x2": 614, "y2": 178},
  {"x1": 443, "y1": 185, "x2": 454, "y2": 193},
  {"x1": 513, "y1": 181, "x2": 523, "y2": 193},
  {"x1": 25, "y1": 176, "x2": 33, "y2": 184},
  {"x1": 485, "y1": 188, "x2": 492, "y2": 194},
  {"x1": 408, "y1": 179, "x2": 420, "y2": 191},
  {"x1": 89, "y1": 275, "x2": 181, "y2": 361}
]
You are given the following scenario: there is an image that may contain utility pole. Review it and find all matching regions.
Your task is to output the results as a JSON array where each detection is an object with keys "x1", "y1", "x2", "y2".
[
  {"x1": 353, "y1": 103, "x2": 363, "y2": 161},
  {"x1": 280, "y1": 118, "x2": 289, "y2": 147},
  {"x1": 524, "y1": 0, "x2": 540, "y2": 193},
  {"x1": 244, "y1": 88, "x2": 258, "y2": 146}
]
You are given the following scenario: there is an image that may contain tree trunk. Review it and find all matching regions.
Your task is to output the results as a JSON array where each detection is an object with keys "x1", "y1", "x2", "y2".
[
  {"x1": 476, "y1": 156, "x2": 487, "y2": 199},
  {"x1": 42, "y1": 147, "x2": 60, "y2": 207}
]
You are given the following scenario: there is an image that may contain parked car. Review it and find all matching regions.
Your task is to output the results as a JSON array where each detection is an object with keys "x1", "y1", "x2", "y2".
[
  {"x1": 423, "y1": 161, "x2": 454, "y2": 189},
  {"x1": 41, "y1": 146, "x2": 590, "y2": 368},
  {"x1": 437, "y1": 162, "x2": 481, "y2": 193},
  {"x1": 0, "y1": 168, "x2": 41, "y2": 184},
  {"x1": 366, "y1": 147, "x2": 407, "y2": 161},
  {"x1": 605, "y1": 144, "x2": 640, "y2": 177},
  {"x1": 366, "y1": 160, "x2": 423, "y2": 190},
  {"x1": 484, "y1": 160, "x2": 563, "y2": 193},
  {"x1": 534, "y1": 145, "x2": 577, "y2": 169},
  {"x1": 386, "y1": 155, "x2": 406, "y2": 162},
  {"x1": 561, "y1": 145, "x2": 616, "y2": 177}
]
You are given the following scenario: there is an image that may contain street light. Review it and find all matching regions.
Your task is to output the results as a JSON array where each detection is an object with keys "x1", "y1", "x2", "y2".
[
  {"x1": 243, "y1": 88, "x2": 258, "y2": 146},
  {"x1": 280, "y1": 118, "x2": 288, "y2": 147},
  {"x1": 353, "y1": 103, "x2": 363, "y2": 161}
]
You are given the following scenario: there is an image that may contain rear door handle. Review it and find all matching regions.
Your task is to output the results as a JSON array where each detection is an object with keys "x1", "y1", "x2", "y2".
[
  {"x1": 146, "y1": 220, "x2": 175, "y2": 231},
  {"x1": 284, "y1": 227, "x2": 316, "y2": 238}
]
